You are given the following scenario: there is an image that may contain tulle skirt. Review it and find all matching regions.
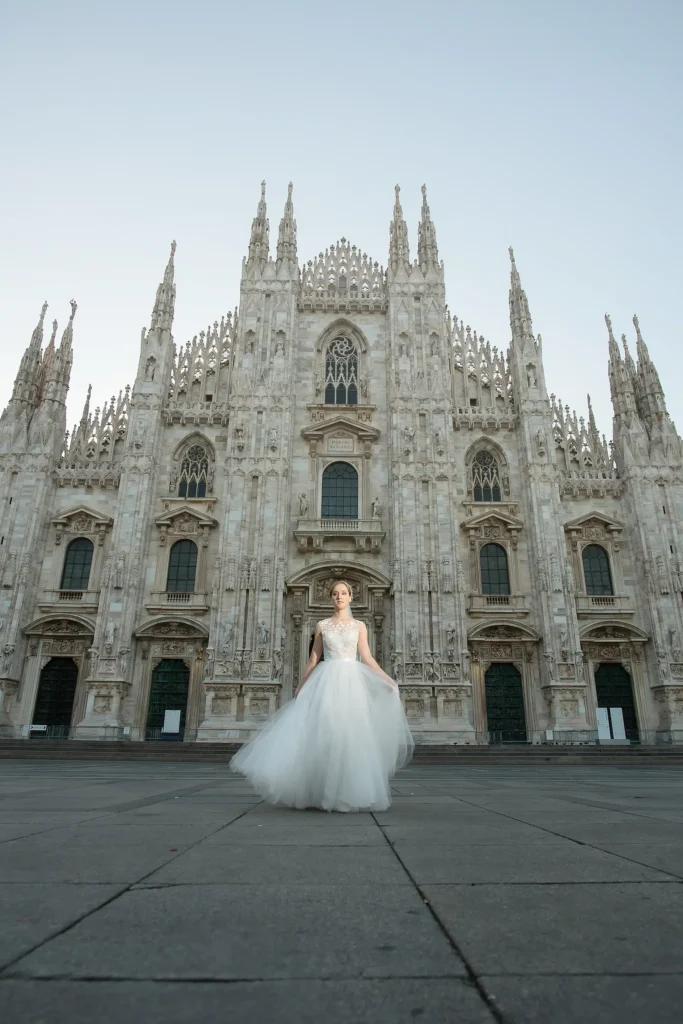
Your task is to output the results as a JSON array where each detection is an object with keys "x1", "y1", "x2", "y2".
[{"x1": 229, "y1": 659, "x2": 414, "y2": 812}]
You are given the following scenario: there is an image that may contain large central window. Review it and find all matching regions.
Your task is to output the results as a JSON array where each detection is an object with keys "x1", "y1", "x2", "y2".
[
  {"x1": 321, "y1": 462, "x2": 358, "y2": 519},
  {"x1": 178, "y1": 444, "x2": 209, "y2": 499},
  {"x1": 324, "y1": 337, "x2": 358, "y2": 406}
]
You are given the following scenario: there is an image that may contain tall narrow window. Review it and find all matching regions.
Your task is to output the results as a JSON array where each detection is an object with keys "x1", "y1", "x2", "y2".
[
  {"x1": 582, "y1": 544, "x2": 613, "y2": 595},
  {"x1": 324, "y1": 337, "x2": 359, "y2": 406},
  {"x1": 472, "y1": 450, "x2": 502, "y2": 502},
  {"x1": 60, "y1": 538, "x2": 94, "y2": 591},
  {"x1": 480, "y1": 543, "x2": 510, "y2": 595},
  {"x1": 321, "y1": 462, "x2": 358, "y2": 519},
  {"x1": 166, "y1": 539, "x2": 198, "y2": 592},
  {"x1": 178, "y1": 444, "x2": 209, "y2": 499}
]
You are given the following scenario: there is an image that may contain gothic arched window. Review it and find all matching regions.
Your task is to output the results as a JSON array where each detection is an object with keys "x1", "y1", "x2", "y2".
[
  {"x1": 166, "y1": 539, "x2": 198, "y2": 593},
  {"x1": 582, "y1": 544, "x2": 613, "y2": 596},
  {"x1": 480, "y1": 543, "x2": 510, "y2": 595},
  {"x1": 472, "y1": 450, "x2": 502, "y2": 502},
  {"x1": 324, "y1": 337, "x2": 359, "y2": 406},
  {"x1": 178, "y1": 444, "x2": 209, "y2": 499},
  {"x1": 321, "y1": 462, "x2": 358, "y2": 520},
  {"x1": 60, "y1": 538, "x2": 94, "y2": 591}
]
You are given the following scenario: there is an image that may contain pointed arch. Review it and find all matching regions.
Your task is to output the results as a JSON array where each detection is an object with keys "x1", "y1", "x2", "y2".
[
  {"x1": 315, "y1": 318, "x2": 369, "y2": 354},
  {"x1": 465, "y1": 438, "x2": 510, "y2": 502},
  {"x1": 172, "y1": 433, "x2": 215, "y2": 499}
]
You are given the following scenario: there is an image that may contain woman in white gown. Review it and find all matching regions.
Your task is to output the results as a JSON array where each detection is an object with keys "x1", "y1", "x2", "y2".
[{"x1": 230, "y1": 580, "x2": 414, "y2": 812}]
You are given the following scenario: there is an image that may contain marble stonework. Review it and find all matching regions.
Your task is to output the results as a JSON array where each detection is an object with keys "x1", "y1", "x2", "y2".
[{"x1": 1, "y1": 183, "x2": 682, "y2": 746}]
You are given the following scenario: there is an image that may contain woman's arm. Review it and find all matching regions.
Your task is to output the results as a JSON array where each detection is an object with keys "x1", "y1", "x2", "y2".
[
  {"x1": 294, "y1": 624, "x2": 323, "y2": 697},
  {"x1": 357, "y1": 623, "x2": 398, "y2": 691}
]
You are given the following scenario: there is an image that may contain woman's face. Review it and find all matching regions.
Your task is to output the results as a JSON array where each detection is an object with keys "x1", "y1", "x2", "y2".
[{"x1": 331, "y1": 584, "x2": 352, "y2": 613}]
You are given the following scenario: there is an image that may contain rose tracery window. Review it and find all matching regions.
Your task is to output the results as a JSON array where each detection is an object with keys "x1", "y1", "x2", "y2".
[
  {"x1": 324, "y1": 337, "x2": 359, "y2": 406},
  {"x1": 178, "y1": 444, "x2": 209, "y2": 499},
  {"x1": 472, "y1": 450, "x2": 502, "y2": 502}
]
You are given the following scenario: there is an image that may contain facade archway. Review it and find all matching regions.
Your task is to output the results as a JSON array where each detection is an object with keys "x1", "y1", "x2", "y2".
[
  {"x1": 31, "y1": 657, "x2": 79, "y2": 738},
  {"x1": 145, "y1": 659, "x2": 191, "y2": 740},
  {"x1": 484, "y1": 662, "x2": 527, "y2": 743},
  {"x1": 594, "y1": 662, "x2": 639, "y2": 741}
]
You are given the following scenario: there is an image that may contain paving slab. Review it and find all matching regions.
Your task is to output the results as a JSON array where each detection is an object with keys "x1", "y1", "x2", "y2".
[
  {"x1": 0, "y1": 978, "x2": 495, "y2": 1024},
  {"x1": 545, "y1": 820, "x2": 683, "y2": 844},
  {"x1": 392, "y1": 841, "x2": 676, "y2": 883},
  {"x1": 0, "y1": 833, "x2": 196, "y2": 883},
  {"x1": 421, "y1": 882, "x2": 683, "y2": 975},
  {"x1": 145, "y1": 842, "x2": 410, "y2": 885},
  {"x1": 382, "y1": 822, "x2": 559, "y2": 844},
  {"x1": 0, "y1": 883, "x2": 125, "y2": 970},
  {"x1": 585, "y1": 842, "x2": 683, "y2": 879},
  {"x1": 203, "y1": 823, "x2": 386, "y2": 845},
  {"x1": 8, "y1": 883, "x2": 466, "y2": 980},
  {"x1": 480, "y1": 974, "x2": 683, "y2": 1024}
]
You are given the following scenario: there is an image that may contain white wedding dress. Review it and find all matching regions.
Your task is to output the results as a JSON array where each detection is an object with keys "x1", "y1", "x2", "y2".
[{"x1": 230, "y1": 618, "x2": 414, "y2": 812}]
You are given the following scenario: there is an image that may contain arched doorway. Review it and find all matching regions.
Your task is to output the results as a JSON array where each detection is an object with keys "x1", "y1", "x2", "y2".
[
  {"x1": 32, "y1": 658, "x2": 79, "y2": 738},
  {"x1": 145, "y1": 659, "x2": 190, "y2": 741},
  {"x1": 594, "y1": 663, "x2": 639, "y2": 741},
  {"x1": 484, "y1": 662, "x2": 527, "y2": 743}
]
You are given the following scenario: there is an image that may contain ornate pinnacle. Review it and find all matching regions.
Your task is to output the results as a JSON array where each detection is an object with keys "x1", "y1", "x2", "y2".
[
  {"x1": 276, "y1": 181, "x2": 297, "y2": 264},
  {"x1": 418, "y1": 183, "x2": 439, "y2": 269},
  {"x1": 389, "y1": 183, "x2": 410, "y2": 271}
]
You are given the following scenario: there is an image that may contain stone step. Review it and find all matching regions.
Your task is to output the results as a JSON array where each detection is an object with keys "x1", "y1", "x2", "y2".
[{"x1": 1, "y1": 739, "x2": 682, "y2": 765}]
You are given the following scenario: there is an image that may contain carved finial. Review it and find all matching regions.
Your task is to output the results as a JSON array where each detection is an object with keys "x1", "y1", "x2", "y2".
[
  {"x1": 395, "y1": 183, "x2": 400, "y2": 199},
  {"x1": 508, "y1": 246, "x2": 516, "y2": 264},
  {"x1": 604, "y1": 313, "x2": 615, "y2": 341},
  {"x1": 69, "y1": 299, "x2": 77, "y2": 321},
  {"x1": 49, "y1": 319, "x2": 58, "y2": 344},
  {"x1": 421, "y1": 183, "x2": 427, "y2": 200},
  {"x1": 287, "y1": 181, "x2": 293, "y2": 200},
  {"x1": 170, "y1": 240, "x2": 176, "y2": 257},
  {"x1": 633, "y1": 313, "x2": 643, "y2": 341},
  {"x1": 40, "y1": 301, "x2": 48, "y2": 322}
]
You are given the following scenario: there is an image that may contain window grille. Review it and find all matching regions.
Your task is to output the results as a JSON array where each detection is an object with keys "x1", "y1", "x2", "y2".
[
  {"x1": 321, "y1": 462, "x2": 358, "y2": 519},
  {"x1": 480, "y1": 543, "x2": 510, "y2": 595},
  {"x1": 60, "y1": 538, "x2": 94, "y2": 591},
  {"x1": 178, "y1": 444, "x2": 209, "y2": 499},
  {"x1": 324, "y1": 338, "x2": 359, "y2": 406},
  {"x1": 582, "y1": 544, "x2": 613, "y2": 595},
  {"x1": 472, "y1": 450, "x2": 502, "y2": 502},
  {"x1": 166, "y1": 539, "x2": 198, "y2": 593}
]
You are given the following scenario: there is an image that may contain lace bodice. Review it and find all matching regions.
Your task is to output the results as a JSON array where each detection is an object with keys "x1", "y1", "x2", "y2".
[{"x1": 319, "y1": 618, "x2": 361, "y2": 661}]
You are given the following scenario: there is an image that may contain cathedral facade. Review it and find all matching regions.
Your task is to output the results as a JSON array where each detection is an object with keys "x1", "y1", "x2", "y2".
[{"x1": 1, "y1": 183, "x2": 683, "y2": 746}]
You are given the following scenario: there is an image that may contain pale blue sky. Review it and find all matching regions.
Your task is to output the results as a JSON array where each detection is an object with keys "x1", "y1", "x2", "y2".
[{"x1": 1, "y1": 0, "x2": 681, "y2": 440}]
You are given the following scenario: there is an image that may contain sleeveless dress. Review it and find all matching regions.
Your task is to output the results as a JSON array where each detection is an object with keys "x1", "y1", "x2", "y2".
[{"x1": 229, "y1": 618, "x2": 414, "y2": 812}]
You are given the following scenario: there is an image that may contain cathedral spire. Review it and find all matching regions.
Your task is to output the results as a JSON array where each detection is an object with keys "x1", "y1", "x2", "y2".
[
  {"x1": 247, "y1": 180, "x2": 270, "y2": 267},
  {"x1": 508, "y1": 247, "x2": 534, "y2": 345},
  {"x1": 605, "y1": 313, "x2": 621, "y2": 364},
  {"x1": 389, "y1": 184, "x2": 410, "y2": 272},
  {"x1": 149, "y1": 242, "x2": 176, "y2": 332},
  {"x1": 276, "y1": 182, "x2": 297, "y2": 265},
  {"x1": 587, "y1": 393, "x2": 599, "y2": 439},
  {"x1": 417, "y1": 184, "x2": 439, "y2": 271},
  {"x1": 621, "y1": 333, "x2": 636, "y2": 376}
]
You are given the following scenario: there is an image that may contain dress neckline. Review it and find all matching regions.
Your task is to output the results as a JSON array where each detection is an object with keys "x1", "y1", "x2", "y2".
[{"x1": 323, "y1": 617, "x2": 360, "y2": 631}]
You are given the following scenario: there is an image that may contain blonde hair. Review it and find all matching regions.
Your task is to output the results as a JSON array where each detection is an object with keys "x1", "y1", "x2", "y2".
[{"x1": 329, "y1": 579, "x2": 353, "y2": 600}]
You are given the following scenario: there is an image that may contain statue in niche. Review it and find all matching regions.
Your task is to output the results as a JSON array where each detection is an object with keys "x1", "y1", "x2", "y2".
[
  {"x1": 257, "y1": 621, "x2": 269, "y2": 649},
  {"x1": 221, "y1": 624, "x2": 234, "y2": 657},
  {"x1": 526, "y1": 364, "x2": 537, "y2": 388},
  {"x1": 371, "y1": 497, "x2": 382, "y2": 519},
  {"x1": 297, "y1": 493, "x2": 309, "y2": 517},
  {"x1": 144, "y1": 356, "x2": 156, "y2": 381},
  {"x1": 434, "y1": 428, "x2": 445, "y2": 455},
  {"x1": 360, "y1": 375, "x2": 369, "y2": 400},
  {"x1": 403, "y1": 425, "x2": 415, "y2": 454}
]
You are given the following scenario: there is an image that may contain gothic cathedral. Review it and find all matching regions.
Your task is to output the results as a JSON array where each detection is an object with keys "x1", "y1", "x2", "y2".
[{"x1": 1, "y1": 183, "x2": 682, "y2": 746}]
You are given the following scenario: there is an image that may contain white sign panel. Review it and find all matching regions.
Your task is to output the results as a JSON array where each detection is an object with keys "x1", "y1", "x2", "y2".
[
  {"x1": 162, "y1": 709, "x2": 181, "y2": 734},
  {"x1": 596, "y1": 707, "x2": 611, "y2": 740},
  {"x1": 609, "y1": 707, "x2": 626, "y2": 741}
]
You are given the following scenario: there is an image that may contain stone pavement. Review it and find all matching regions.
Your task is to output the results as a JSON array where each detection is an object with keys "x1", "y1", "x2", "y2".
[{"x1": 1, "y1": 761, "x2": 682, "y2": 1023}]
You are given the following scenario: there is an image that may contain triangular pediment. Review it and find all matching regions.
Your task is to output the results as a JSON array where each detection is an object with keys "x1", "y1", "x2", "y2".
[
  {"x1": 564, "y1": 511, "x2": 624, "y2": 534},
  {"x1": 52, "y1": 505, "x2": 113, "y2": 529},
  {"x1": 154, "y1": 504, "x2": 218, "y2": 529},
  {"x1": 461, "y1": 509, "x2": 524, "y2": 532},
  {"x1": 301, "y1": 415, "x2": 380, "y2": 442}
]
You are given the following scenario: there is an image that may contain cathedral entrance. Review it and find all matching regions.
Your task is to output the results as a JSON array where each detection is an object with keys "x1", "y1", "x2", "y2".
[
  {"x1": 484, "y1": 662, "x2": 527, "y2": 743},
  {"x1": 594, "y1": 663, "x2": 639, "y2": 742},
  {"x1": 32, "y1": 657, "x2": 79, "y2": 738},
  {"x1": 145, "y1": 659, "x2": 190, "y2": 740}
]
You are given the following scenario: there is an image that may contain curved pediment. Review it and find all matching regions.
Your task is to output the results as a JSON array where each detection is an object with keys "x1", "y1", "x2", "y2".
[
  {"x1": 579, "y1": 621, "x2": 649, "y2": 642},
  {"x1": 468, "y1": 621, "x2": 541, "y2": 642},
  {"x1": 134, "y1": 616, "x2": 209, "y2": 640},
  {"x1": 24, "y1": 614, "x2": 95, "y2": 637}
]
